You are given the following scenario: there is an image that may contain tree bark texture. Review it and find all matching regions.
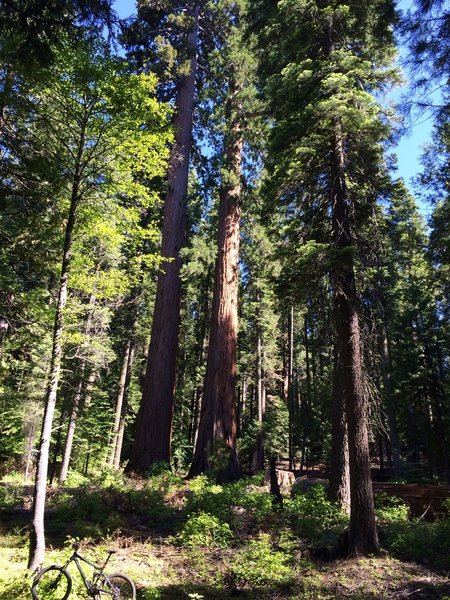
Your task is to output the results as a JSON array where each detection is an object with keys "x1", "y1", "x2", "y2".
[
  {"x1": 126, "y1": 6, "x2": 200, "y2": 474},
  {"x1": 331, "y1": 121, "x2": 379, "y2": 555},
  {"x1": 288, "y1": 305, "x2": 295, "y2": 470},
  {"x1": 328, "y1": 344, "x2": 350, "y2": 513},
  {"x1": 108, "y1": 339, "x2": 132, "y2": 467},
  {"x1": 379, "y1": 325, "x2": 402, "y2": 479},
  {"x1": 113, "y1": 340, "x2": 135, "y2": 469},
  {"x1": 188, "y1": 85, "x2": 243, "y2": 482},
  {"x1": 59, "y1": 374, "x2": 84, "y2": 483}
]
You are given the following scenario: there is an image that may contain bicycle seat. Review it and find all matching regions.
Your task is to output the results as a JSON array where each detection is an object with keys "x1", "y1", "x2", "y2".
[{"x1": 107, "y1": 549, "x2": 117, "y2": 554}]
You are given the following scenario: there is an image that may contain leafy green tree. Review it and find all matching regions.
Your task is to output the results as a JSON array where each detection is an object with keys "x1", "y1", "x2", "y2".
[{"x1": 6, "y1": 38, "x2": 172, "y2": 570}]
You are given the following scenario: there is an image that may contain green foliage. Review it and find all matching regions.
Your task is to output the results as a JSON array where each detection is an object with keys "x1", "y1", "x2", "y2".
[
  {"x1": 227, "y1": 533, "x2": 293, "y2": 590},
  {"x1": 175, "y1": 513, "x2": 233, "y2": 549},
  {"x1": 49, "y1": 488, "x2": 122, "y2": 538},
  {"x1": 0, "y1": 486, "x2": 21, "y2": 512},
  {"x1": 185, "y1": 475, "x2": 273, "y2": 526},
  {"x1": 381, "y1": 517, "x2": 450, "y2": 570},
  {"x1": 284, "y1": 485, "x2": 348, "y2": 547},
  {"x1": 375, "y1": 493, "x2": 410, "y2": 524}
]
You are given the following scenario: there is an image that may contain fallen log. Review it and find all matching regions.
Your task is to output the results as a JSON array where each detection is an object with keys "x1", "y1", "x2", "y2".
[{"x1": 372, "y1": 483, "x2": 450, "y2": 518}]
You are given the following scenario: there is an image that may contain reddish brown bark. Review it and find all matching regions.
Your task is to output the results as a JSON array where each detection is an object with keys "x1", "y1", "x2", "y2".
[
  {"x1": 126, "y1": 6, "x2": 200, "y2": 474},
  {"x1": 188, "y1": 87, "x2": 242, "y2": 482}
]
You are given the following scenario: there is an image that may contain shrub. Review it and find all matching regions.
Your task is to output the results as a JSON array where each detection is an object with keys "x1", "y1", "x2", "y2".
[
  {"x1": 0, "y1": 485, "x2": 20, "y2": 512},
  {"x1": 64, "y1": 470, "x2": 89, "y2": 487},
  {"x1": 227, "y1": 534, "x2": 293, "y2": 590},
  {"x1": 375, "y1": 493, "x2": 409, "y2": 524},
  {"x1": 175, "y1": 512, "x2": 233, "y2": 548},
  {"x1": 185, "y1": 475, "x2": 272, "y2": 526},
  {"x1": 381, "y1": 517, "x2": 450, "y2": 570},
  {"x1": 284, "y1": 485, "x2": 347, "y2": 547}
]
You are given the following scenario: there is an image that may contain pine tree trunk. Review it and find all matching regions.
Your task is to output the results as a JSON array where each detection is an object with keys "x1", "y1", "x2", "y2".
[
  {"x1": 48, "y1": 396, "x2": 67, "y2": 484},
  {"x1": 379, "y1": 325, "x2": 402, "y2": 478},
  {"x1": 331, "y1": 121, "x2": 379, "y2": 555},
  {"x1": 108, "y1": 339, "x2": 132, "y2": 467},
  {"x1": 59, "y1": 374, "x2": 84, "y2": 483},
  {"x1": 188, "y1": 83, "x2": 242, "y2": 482},
  {"x1": 288, "y1": 305, "x2": 295, "y2": 471},
  {"x1": 113, "y1": 340, "x2": 135, "y2": 469},
  {"x1": 253, "y1": 318, "x2": 265, "y2": 471},
  {"x1": 28, "y1": 185, "x2": 79, "y2": 571},
  {"x1": 328, "y1": 345, "x2": 350, "y2": 513},
  {"x1": 126, "y1": 6, "x2": 199, "y2": 474}
]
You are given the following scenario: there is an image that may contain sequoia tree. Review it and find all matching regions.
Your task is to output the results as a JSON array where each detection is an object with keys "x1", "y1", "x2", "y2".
[{"x1": 126, "y1": 1, "x2": 200, "y2": 472}]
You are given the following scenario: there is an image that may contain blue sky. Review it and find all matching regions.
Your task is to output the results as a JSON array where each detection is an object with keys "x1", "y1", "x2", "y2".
[{"x1": 112, "y1": 0, "x2": 436, "y2": 215}]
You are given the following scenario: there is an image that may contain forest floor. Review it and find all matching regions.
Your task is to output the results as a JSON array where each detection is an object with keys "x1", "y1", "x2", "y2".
[{"x1": 0, "y1": 473, "x2": 449, "y2": 599}]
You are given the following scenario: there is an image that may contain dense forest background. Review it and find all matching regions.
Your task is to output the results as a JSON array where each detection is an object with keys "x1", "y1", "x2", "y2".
[{"x1": 0, "y1": 0, "x2": 449, "y2": 589}]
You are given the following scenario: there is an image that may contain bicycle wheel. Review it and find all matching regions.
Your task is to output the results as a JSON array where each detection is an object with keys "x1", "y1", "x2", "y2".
[
  {"x1": 31, "y1": 566, "x2": 72, "y2": 600},
  {"x1": 96, "y1": 573, "x2": 136, "y2": 599}
]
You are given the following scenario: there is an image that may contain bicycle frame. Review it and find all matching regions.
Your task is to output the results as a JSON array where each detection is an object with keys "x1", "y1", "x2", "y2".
[{"x1": 61, "y1": 549, "x2": 113, "y2": 595}]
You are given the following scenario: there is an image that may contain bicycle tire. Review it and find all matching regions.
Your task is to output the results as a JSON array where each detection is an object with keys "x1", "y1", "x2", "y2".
[
  {"x1": 31, "y1": 565, "x2": 72, "y2": 600},
  {"x1": 95, "y1": 572, "x2": 136, "y2": 599}
]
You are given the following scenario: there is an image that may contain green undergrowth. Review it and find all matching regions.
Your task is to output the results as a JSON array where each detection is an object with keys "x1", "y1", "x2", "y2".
[
  {"x1": 1, "y1": 472, "x2": 450, "y2": 598},
  {"x1": 376, "y1": 494, "x2": 450, "y2": 570}
]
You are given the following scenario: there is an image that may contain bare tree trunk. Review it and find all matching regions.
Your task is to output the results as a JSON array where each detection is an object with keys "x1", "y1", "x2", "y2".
[
  {"x1": 59, "y1": 375, "x2": 84, "y2": 483},
  {"x1": 108, "y1": 339, "x2": 132, "y2": 467},
  {"x1": 288, "y1": 305, "x2": 295, "y2": 470},
  {"x1": 126, "y1": 6, "x2": 200, "y2": 474},
  {"x1": 113, "y1": 341, "x2": 135, "y2": 469},
  {"x1": 253, "y1": 317, "x2": 265, "y2": 471},
  {"x1": 379, "y1": 325, "x2": 402, "y2": 478},
  {"x1": 28, "y1": 182, "x2": 80, "y2": 571},
  {"x1": 188, "y1": 81, "x2": 242, "y2": 482},
  {"x1": 331, "y1": 120, "x2": 379, "y2": 555}
]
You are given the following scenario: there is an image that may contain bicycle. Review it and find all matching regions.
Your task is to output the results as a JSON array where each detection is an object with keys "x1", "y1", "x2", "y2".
[{"x1": 31, "y1": 543, "x2": 136, "y2": 599}]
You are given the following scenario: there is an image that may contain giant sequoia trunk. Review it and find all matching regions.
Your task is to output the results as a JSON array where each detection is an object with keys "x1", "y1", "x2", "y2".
[
  {"x1": 188, "y1": 86, "x2": 242, "y2": 482},
  {"x1": 331, "y1": 121, "x2": 379, "y2": 555},
  {"x1": 126, "y1": 6, "x2": 200, "y2": 474},
  {"x1": 28, "y1": 177, "x2": 80, "y2": 571}
]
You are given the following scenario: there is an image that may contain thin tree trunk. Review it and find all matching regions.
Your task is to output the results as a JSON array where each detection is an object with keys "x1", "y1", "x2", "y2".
[
  {"x1": 113, "y1": 340, "x2": 135, "y2": 469},
  {"x1": 253, "y1": 317, "x2": 265, "y2": 471},
  {"x1": 59, "y1": 368, "x2": 85, "y2": 483},
  {"x1": 379, "y1": 325, "x2": 402, "y2": 478},
  {"x1": 189, "y1": 80, "x2": 242, "y2": 482},
  {"x1": 126, "y1": 6, "x2": 200, "y2": 473},
  {"x1": 108, "y1": 339, "x2": 132, "y2": 467},
  {"x1": 288, "y1": 305, "x2": 295, "y2": 471},
  {"x1": 28, "y1": 179, "x2": 80, "y2": 571},
  {"x1": 331, "y1": 119, "x2": 379, "y2": 555}
]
